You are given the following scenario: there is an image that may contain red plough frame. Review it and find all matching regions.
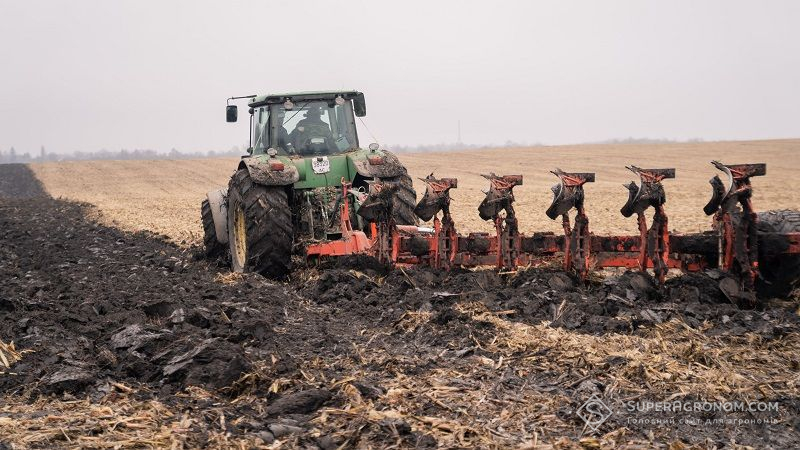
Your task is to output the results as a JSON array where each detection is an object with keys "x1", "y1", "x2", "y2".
[{"x1": 306, "y1": 162, "x2": 800, "y2": 302}]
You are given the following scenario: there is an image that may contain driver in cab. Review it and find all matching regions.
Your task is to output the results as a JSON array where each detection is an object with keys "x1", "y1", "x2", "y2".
[{"x1": 289, "y1": 106, "x2": 336, "y2": 155}]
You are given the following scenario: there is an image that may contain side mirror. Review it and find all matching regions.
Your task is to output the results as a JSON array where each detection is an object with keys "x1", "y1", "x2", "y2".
[
  {"x1": 226, "y1": 105, "x2": 238, "y2": 122},
  {"x1": 353, "y1": 93, "x2": 366, "y2": 117}
]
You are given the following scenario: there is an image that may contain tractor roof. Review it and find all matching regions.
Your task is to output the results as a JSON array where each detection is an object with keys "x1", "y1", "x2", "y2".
[{"x1": 249, "y1": 90, "x2": 362, "y2": 107}]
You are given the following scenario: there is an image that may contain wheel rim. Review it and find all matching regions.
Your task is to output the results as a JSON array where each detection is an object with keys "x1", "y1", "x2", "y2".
[{"x1": 233, "y1": 202, "x2": 247, "y2": 268}]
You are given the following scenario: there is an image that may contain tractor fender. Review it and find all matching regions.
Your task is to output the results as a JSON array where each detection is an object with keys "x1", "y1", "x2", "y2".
[
  {"x1": 350, "y1": 150, "x2": 407, "y2": 179},
  {"x1": 206, "y1": 188, "x2": 229, "y2": 244},
  {"x1": 239, "y1": 157, "x2": 300, "y2": 186}
]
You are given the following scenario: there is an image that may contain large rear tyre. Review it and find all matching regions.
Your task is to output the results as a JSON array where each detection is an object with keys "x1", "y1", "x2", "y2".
[
  {"x1": 201, "y1": 199, "x2": 226, "y2": 257},
  {"x1": 757, "y1": 209, "x2": 800, "y2": 298},
  {"x1": 386, "y1": 173, "x2": 418, "y2": 226},
  {"x1": 227, "y1": 168, "x2": 293, "y2": 278}
]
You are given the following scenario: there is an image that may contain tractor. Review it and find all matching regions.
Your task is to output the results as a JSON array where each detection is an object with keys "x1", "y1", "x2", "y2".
[
  {"x1": 201, "y1": 90, "x2": 417, "y2": 277},
  {"x1": 202, "y1": 90, "x2": 800, "y2": 303}
]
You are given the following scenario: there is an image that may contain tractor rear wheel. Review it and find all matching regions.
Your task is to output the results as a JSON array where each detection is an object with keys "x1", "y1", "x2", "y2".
[
  {"x1": 757, "y1": 209, "x2": 800, "y2": 298},
  {"x1": 201, "y1": 199, "x2": 226, "y2": 257},
  {"x1": 227, "y1": 168, "x2": 293, "y2": 278},
  {"x1": 386, "y1": 173, "x2": 418, "y2": 226}
]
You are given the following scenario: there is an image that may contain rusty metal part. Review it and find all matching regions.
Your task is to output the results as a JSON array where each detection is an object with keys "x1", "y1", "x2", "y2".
[
  {"x1": 620, "y1": 166, "x2": 675, "y2": 284},
  {"x1": 414, "y1": 174, "x2": 459, "y2": 269},
  {"x1": 703, "y1": 161, "x2": 766, "y2": 303},
  {"x1": 414, "y1": 174, "x2": 458, "y2": 222},
  {"x1": 620, "y1": 167, "x2": 673, "y2": 218},
  {"x1": 545, "y1": 170, "x2": 594, "y2": 220},
  {"x1": 357, "y1": 181, "x2": 399, "y2": 224},
  {"x1": 546, "y1": 169, "x2": 594, "y2": 280},
  {"x1": 703, "y1": 162, "x2": 766, "y2": 216},
  {"x1": 478, "y1": 173, "x2": 523, "y2": 269},
  {"x1": 358, "y1": 181, "x2": 400, "y2": 263},
  {"x1": 478, "y1": 173, "x2": 522, "y2": 221}
]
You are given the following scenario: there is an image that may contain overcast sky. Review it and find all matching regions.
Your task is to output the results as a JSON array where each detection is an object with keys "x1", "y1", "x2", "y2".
[{"x1": 1, "y1": 0, "x2": 799, "y2": 154}]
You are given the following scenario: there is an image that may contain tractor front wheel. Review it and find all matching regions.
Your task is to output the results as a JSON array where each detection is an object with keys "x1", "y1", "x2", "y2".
[{"x1": 227, "y1": 168, "x2": 293, "y2": 278}]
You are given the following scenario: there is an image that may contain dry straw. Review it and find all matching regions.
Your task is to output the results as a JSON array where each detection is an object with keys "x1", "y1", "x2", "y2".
[{"x1": 2, "y1": 298, "x2": 796, "y2": 448}]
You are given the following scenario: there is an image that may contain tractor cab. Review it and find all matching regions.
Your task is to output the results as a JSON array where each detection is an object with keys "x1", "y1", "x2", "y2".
[{"x1": 234, "y1": 91, "x2": 366, "y2": 157}]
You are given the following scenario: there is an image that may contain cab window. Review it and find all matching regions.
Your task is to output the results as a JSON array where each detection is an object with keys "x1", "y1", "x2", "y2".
[
  {"x1": 253, "y1": 107, "x2": 270, "y2": 152},
  {"x1": 270, "y1": 100, "x2": 358, "y2": 155}
]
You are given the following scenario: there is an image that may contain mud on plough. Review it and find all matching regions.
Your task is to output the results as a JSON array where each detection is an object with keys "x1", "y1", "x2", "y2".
[{"x1": 305, "y1": 162, "x2": 800, "y2": 305}]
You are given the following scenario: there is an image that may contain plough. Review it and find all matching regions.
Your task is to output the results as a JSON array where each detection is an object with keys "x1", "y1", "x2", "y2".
[
  {"x1": 209, "y1": 91, "x2": 800, "y2": 298},
  {"x1": 306, "y1": 161, "x2": 800, "y2": 303}
]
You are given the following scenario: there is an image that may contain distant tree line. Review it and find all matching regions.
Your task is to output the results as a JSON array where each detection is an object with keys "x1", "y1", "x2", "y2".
[
  {"x1": 0, "y1": 146, "x2": 246, "y2": 164},
  {"x1": 1, "y1": 138, "x2": 707, "y2": 163},
  {"x1": 388, "y1": 137, "x2": 705, "y2": 153},
  {"x1": 590, "y1": 137, "x2": 705, "y2": 145},
  {"x1": 389, "y1": 140, "x2": 544, "y2": 153}
]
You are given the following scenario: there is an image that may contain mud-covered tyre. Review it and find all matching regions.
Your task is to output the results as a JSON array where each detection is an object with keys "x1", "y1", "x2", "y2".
[
  {"x1": 201, "y1": 199, "x2": 226, "y2": 257},
  {"x1": 757, "y1": 209, "x2": 800, "y2": 298},
  {"x1": 227, "y1": 168, "x2": 293, "y2": 278},
  {"x1": 386, "y1": 173, "x2": 418, "y2": 226}
]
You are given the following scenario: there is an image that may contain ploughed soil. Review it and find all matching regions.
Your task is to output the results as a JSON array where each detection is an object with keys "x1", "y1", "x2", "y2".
[{"x1": 1, "y1": 164, "x2": 799, "y2": 449}]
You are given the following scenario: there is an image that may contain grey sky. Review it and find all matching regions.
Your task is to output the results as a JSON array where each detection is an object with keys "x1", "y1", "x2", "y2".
[{"x1": 1, "y1": 0, "x2": 799, "y2": 154}]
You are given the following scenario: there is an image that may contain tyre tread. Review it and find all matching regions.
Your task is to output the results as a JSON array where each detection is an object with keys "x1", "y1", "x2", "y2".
[
  {"x1": 757, "y1": 209, "x2": 800, "y2": 298},
  {"x1": 228, "y1": 169, "x2": 293, "y2": 278}
]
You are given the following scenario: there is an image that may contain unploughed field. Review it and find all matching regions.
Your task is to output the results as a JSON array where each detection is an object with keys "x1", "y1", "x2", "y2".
[
  {"x1": 28, "y1": 139, "x2": 800, "y2": 244},
  {"x1": 0, "y1": 140, "x2": 798, "y2": 449}
]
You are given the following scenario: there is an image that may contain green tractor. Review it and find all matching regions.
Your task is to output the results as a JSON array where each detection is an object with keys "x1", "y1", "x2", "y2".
[{"x1": 201, "y1": 90, "x2": 417, "y2": 277}]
